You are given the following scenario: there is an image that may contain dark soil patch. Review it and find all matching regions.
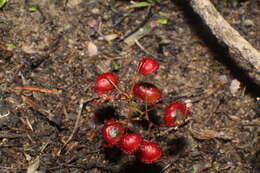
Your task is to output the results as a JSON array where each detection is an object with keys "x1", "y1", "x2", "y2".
[{"x1": 0, "y1": 0, "x2": 259, "y2": 173}]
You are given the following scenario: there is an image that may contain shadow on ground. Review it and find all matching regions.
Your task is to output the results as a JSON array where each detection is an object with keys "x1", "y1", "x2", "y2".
[
  {"x1": 94, "y1": 105, "x2": 119, "y2": 124},
  {"x1": 120, "y1": 160, "x2": 162, "y2": 173}
]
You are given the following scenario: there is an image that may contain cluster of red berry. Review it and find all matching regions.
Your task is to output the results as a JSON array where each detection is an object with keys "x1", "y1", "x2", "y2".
[
  {"x1": 102, "y1": 119, "x2": 161, "y2": 163},
  {"x1": 93, "y1": 57, "x2": 189, "y2": 163}
]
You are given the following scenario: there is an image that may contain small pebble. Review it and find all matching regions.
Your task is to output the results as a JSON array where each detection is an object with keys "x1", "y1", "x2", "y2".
[
  {"x1": 184, "y1": 99, "x2": 192, "y2": 108},
  {"x1": 230, "y1": 79, "x2": 240, "y2": 96},
  {"x1": 243, "y1": 19, "x2": 254, "y2": 27},
  {"x1": 219, "y1": 75, "x2": 228, "y2": 84},
  {"x1": 91, "y1": 8, "x2": 100, "y2": 14},
  {"x1": 103, "y1": 34, "x2": 119, "y2": 41},
  {"x1": 0, "y1": 100, "x2": 10, "y2": 118},
  {"x1": 87, "y1": 41, "x2": 98, "y2": 57}
]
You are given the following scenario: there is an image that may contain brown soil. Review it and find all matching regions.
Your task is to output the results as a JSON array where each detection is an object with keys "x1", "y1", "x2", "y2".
[{"x1": 0, "y1": 0, "x2": 259, "y2": 173}]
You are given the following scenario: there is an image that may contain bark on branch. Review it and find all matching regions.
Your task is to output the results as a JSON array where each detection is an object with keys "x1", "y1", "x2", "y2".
[{"x1": 189, "y1": 0, "x2": 260, "y2": 73}]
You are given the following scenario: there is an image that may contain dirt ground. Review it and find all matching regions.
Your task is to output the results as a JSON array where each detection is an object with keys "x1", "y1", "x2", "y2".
[{"x1": 0, "y1": 0, "x2": 259, "y2": 173}]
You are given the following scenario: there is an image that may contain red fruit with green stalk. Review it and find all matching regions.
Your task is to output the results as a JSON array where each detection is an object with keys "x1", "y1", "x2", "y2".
[
  {"x1": 138, "y1": 141, "x2": 162, "y2": 163},
  {"x1": 163, "y1": 102, "x2": 189, "y2": 127},
  {"x1": 138, "y1": 57, "x2": 159, "y2": 76},
  {"x1": 133, "y1": 82, "x2": 161, "y2": 104},
  {"x1": 102, "y1": 120, "x2": 124, "y2": 146},
  {"x1": 120, "y1": 133, "x2": 142, "y2": 154},
  {"x1": 94, "y1": 73, "x2": 117, "y2": 94}
]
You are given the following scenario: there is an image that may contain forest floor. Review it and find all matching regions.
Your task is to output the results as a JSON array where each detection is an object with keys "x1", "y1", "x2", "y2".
[{"x1": 0, "y1": 0, "x2": 259, "y2": 173}]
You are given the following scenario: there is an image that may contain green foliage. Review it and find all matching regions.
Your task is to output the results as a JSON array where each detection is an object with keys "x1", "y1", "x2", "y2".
[
  {"x1": 157, "y1": 19, "x2": 168, "y2": 24},
  {"x1": 5, "y1": 43, "x2": 16, "y2": 49},
  {"x1": 28, "y1": 7, "x2": 38, "y2": 12},
  {"x1": 0, "y1": 0, "x2": 8, "y2": 8}
]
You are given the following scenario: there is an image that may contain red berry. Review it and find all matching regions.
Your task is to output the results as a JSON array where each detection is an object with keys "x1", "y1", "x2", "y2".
[
  {"x1": 94, "y1": 73, "x2": 117, "y2": 94},
  {"x1": 120, "y1": 133, "x2": 142, "y2": 154},
  {"x1": 163, "y1": 102, "x2": 189, "y2": 127},
  {"x1": 138, "y1": 57, "x2": 159, "y2": 75},
  {"x1": 138, "y1": 141, "x2": 162, "y2": 163},
  {"x1": 133, "y1": 82, "x2": 161, "y2": 104},
  {"x1": 102, "y1": 120, "x2": 124, "y2": 146}
]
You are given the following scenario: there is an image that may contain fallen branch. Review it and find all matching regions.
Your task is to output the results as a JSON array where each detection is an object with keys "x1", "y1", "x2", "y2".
[{"x1": 189, "y1": 0, "x2": 260, "y2": 72}]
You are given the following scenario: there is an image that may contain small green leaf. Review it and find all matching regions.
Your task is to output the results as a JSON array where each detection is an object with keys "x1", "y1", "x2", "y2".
[
  {"x1": 129, "y1": 2, "x2": 152, "y2": 8},
  {"x1": 0, "y1": 0, "x2": 7, "y2": 8},
  {"x1": 5, "y1": 43, "x2": 16, "y2": 49},
  {"x1": 157, "y1": 19, "x2": 168, "y2": 24},
  {"x1": 112, "y1": 62, "x2": 120, "y2": 71},
  {"x1": 28, "y1": 7, "x2": 38, "y2": 12}
]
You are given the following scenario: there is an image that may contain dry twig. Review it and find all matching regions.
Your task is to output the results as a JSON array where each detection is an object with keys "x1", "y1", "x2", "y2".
[
  {"x1": 59, "y1": 98, "x2": 85, "y2": 155},
  {"x1": 189, "y1": 0, "x2": 260, "y2": 72},
  {"x1": 59, "y1": 97, "x2": 96, "y2": 155},
  {"x1": 14, "y1": 86, "x2": 61, "y2": 94}
]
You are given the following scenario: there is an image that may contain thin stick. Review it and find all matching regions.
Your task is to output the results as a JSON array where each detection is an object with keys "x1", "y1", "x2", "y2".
[
  {"x1": 129, "y1": 73, "x2": 139, "y2": 98},
  {"x1": 59, "y1": 98, "x2": 85, "y2": 155},
  {"x1": 0, "y1": 110, "x2": 9, "y2": 119},
  {"x1": 14, "y1": 86, "x2": 60, "y2": 94},
  {"x1": 156, "y1": 127, "x2": 179, "y2": 137},
  {"x1": 106, "y1": 78, "x2": 130, "y2": 99},
  {"x1": 122, "y1": 7, "x2": 152, "y2": 43},
  {"x1": 135, "y1": 39, "x2": 152, "y2": 56},
  {"x1": 21, "y1": 95, "x2": 61, "y2": 130}
]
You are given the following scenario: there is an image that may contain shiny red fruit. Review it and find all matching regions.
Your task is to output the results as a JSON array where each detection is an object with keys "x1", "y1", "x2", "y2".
[
  {"x1": 163, "y1": 102, "x2": 189, "y2": 127},
  {"x1": 120, "y1": 133, "x2": 142, "y2": 154},
  {"x1": 94, "y1": 73, "x2": 117, "y2": 93},
  {"x1": 138, "y1": 57, "x2": 159, "y2": 75},
  {"x1": 133, "y1": 82, "x2": 161, "y2": 104},
  {"x1": 102, "y1": 120, "x2": 124, "y2": 146},
  {"x1": 138, "y1": 141, "x2": 162, "y2": 164}
]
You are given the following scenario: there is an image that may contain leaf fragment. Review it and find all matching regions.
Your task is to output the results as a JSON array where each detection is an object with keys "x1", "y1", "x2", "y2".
[
  {"x1": 129, "y1": 2, "x2": 152, "y2": 8},
  {"x1": 0, "y1": 0, "x2": 7, "y2": 8},
  {"x1": 87, "y1": 41, "x2": 98, "y2": 57},
  {"x1": 5, "y1": 43, "x2": 16, "y2": 49},
  {"x1": 28, "y1": 7, "x2": 38, "y2": 12},
  {"x1": 157, "y1": 19, "x2": 168, "y2": 24}
]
